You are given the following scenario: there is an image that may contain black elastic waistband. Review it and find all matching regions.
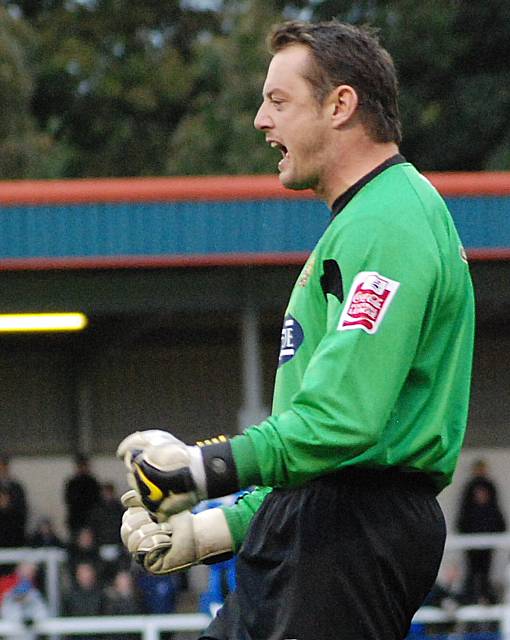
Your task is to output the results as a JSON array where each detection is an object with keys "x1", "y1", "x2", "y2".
[{"x1": 319, "y1": 466, "x2": 438, "y2": 495}]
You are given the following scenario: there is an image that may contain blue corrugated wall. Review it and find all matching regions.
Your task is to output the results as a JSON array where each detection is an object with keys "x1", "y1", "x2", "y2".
[{"x1": 0, "y1": 196, "x2": 508, "y2": 260}]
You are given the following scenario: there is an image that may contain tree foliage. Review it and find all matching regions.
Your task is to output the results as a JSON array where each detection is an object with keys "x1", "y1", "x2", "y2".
[
  {"x1": 1, "y1": 0, "x2": 510, "y2": 178},
  {"x1": 0, "y1": 6, "x2": 69, "y2": 177},
  {"x1": 311, "y1": 0, "x2": 510, "y2": 170}
]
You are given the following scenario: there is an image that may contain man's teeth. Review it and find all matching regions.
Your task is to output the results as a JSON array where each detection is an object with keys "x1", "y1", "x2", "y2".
[{"x1": 270, "y1": 142, "x2": 288, "y2": 158}]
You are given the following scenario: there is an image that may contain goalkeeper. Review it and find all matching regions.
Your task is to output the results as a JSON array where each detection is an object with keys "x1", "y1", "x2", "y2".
[{"x1": 117, "y1": 19, "x2": 475, "y2": 640}]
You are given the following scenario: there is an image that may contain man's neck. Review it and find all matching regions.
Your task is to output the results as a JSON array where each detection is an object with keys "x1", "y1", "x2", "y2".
[{"x1": 315, "y1": 140, "x2": 400, "y2": 209}]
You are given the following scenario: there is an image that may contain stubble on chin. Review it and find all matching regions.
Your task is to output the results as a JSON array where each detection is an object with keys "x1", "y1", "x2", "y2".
[{"x1": 279, "y1": 169, "x2": 318, "y2": 192}]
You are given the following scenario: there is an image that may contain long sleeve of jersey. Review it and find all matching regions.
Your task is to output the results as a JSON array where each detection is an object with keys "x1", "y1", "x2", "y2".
[
  {"x1": 222, "y1": 486, "x2": 272, "y2": 551},
  {"x1": 223, "y1": 162, "x2": 474, "y2": 545}
]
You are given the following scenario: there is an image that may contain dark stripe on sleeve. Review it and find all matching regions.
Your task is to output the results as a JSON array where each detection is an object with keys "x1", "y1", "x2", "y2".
[{"x1": 320, "y1": 259, "x2": 344, "y2": 303}]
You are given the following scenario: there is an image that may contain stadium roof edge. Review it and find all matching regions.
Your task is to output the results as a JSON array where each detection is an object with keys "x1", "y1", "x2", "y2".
[
  {"x1": 0, "y1": 172, "x2": 509, "y2": 205},
  {"x1": 0, "y1": 248, "x2": 507, "y2": 272}
]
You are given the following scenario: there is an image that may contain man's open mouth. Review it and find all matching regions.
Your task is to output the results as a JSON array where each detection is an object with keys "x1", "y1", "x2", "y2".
[{"x1": 270, "y1": 141, "x2": 289, "y2": 159}]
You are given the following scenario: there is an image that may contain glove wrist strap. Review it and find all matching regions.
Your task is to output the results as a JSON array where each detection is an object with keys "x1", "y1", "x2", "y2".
[{"x1": 199, "y1": 441, "x2": 240, "y2": 499}]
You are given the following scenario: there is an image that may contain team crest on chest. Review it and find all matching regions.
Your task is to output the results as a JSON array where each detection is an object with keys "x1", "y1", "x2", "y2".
[{"x1": 338, "y1": 271, "x2": 400, "y2": 334}]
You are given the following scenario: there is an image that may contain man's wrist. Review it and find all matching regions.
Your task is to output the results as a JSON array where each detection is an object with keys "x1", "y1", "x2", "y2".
[
  {"x1": 198, "y1": 440, "x2": 241, "y2": 498},
  {"x1": 192, "y1": 434, "x2": 263, "y2": 499}
]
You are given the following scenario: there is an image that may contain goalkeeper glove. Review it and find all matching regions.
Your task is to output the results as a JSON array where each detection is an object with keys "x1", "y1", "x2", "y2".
[
  {"x1": 120, "y1": 490, "x2": 233, "y2": 575},
  {"x1": 116, "y1": 429, "x2": 186, "y2": 462},
  {"x1": 117, "y1": 430, "x2": 240, "y2": 519}
]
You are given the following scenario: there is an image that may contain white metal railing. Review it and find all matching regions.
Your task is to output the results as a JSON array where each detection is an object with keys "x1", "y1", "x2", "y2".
[
  {"x1": 414, "y1": 605, "x2": 510, "y2": 639},
  {"x1": 445, "y1": 532, "x2": 510, "y2": 551},
  {"x1": 1, "y1": 533, "x2": 510, "y2": 638},
  {"x1": 416, "y1": 532, "x2": 510, "y2": 639},
  {"x1": 0, "y1": 547, "x2": 66, "y2": 616},
  {"x1": 0, "y1": 609, "x2": 508, "y2": 640},
  {"x1": 0, "y1": 614, "x2": 211, "y2": 640},
  {"x1": 0, "y1": 608, "x2": 506, "y2": 639},
  {"x1": 36, "y1": 613, "x2": 212, "y2": 639},
  {"x1": 0, "y1": 619, "x2": 26, "y2": 637}
]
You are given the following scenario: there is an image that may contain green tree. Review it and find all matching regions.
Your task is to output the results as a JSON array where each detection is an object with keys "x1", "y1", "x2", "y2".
[
  {"x1": 8, "y1": 0, "x2": 226, "y2": 177},
  {"x1": 0, "y1": 6, "x2": 69, "y2": 178},
  {"x1": 167, "y1": 1, "x2": 281, "y2": 175},
  {"x1": 166, "y1": 0, "x2": 510, "y2": 173},
  {"x1": 309, "y1": 0, "x2": 510, "y2": 170},
  {"x1": 3, "y1": 0, "x2": 510, "y2": 177},
  {"x1": 5, "y1": 0, "x2": 308, "y2": 177}
]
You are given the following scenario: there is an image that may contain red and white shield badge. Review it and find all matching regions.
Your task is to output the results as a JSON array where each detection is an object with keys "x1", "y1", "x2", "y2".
[{"x1": 338, "y1": 271, "x2": 400, "y2": 334}]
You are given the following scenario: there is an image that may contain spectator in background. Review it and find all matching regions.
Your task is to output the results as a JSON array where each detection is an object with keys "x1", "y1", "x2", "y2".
[
  {"x1": 62, "y1": 562, "x2": 104, "y2": 640},
  {"x1": 28, "y1": 517, "x2": 64, "y2": 549},
  {"x1": 134, "y1": 565, "x2": 180, "y2": 615},
  {"x1": 456, "y1": 460, "x2": 507, "y2": 603},
  {"x1": 0, "y1": 488, "x2": 25, "y2": 576},
  {"x1": 66, "y1": 526, "x2": 104, "y2": 587},
  {"x1": 103, "y1": 569, "x2": 144, "y2": 640},
  {"x1": 0, "y1": 569, "x2": 19, "y2": 604},
  {"x1": 64, "y1": 454, "x2": 101, "y2": 540},
  {"x1": 0, "y1": 489, "x2": 21, "y2": 548},
  {"x1": 0, "y1": 562, "x2": 49, "y2": 624},
  {"x1": 87, "y1": 482, "x2": 128, "y2": 583},
  {"x1": 0, "y1": 454, "x2": 28, "y2": 546},
  {"x1": 62, "y1": 562, "x2": 103, "y2": 630},
  {"x1": 134, "y1": 567, "x2": 181, "y2": 640},
  {"x1": 459, "y1": 459, "x2": 499, "y2": 505},
  {"x1": 87, "y1": 482, "x2": 124, "y2": 546},
  {"x1": 103, "y1": 569, "x2": 143, "y2": 615},
  {"x1": 27, "y1": 517, "x2": 65, "y2": 594}
]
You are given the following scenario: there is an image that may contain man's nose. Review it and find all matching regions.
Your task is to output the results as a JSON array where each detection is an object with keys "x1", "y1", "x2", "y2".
[{"x1": 254, "y1": 103, "x2": 273, "y2": 130}]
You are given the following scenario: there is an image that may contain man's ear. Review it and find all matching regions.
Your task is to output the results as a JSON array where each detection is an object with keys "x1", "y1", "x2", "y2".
[{"x1": 329, "y1": 85, "x2": 360, "y2": 128}]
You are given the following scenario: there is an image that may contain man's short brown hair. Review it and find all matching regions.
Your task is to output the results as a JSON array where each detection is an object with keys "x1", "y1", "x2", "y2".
[{"x1": 268, "y1": 20, "x2": 402, "y2": 145}]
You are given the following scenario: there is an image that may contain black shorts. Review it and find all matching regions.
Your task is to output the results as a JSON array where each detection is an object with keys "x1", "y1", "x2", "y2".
[{"x1": 200, "y1": 468, "x2": 446, "y2": 640}]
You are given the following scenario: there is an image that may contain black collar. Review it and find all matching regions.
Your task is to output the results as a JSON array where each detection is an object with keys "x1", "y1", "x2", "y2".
[{"x1": 330, "y1": 153, "x2": 406, "y2": 219}]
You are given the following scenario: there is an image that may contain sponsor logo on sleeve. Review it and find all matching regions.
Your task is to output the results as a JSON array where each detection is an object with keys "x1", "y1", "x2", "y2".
[
  {"x1": 278, "y1": 314, "x2": 304, "y2": 367},
  {"x1": 337, "y1": 271, "x2": 400, "y2": 334}
]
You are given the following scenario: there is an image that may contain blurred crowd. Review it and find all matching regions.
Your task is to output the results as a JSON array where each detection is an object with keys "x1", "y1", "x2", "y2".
[
  {"x1": 0, "y1": 453, "x2": 191, "y2": 631},
  {"x1": 0, "y1": 453, "x2": 508, "y2": 632}
]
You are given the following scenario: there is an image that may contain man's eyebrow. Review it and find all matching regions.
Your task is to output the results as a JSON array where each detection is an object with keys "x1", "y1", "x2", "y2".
[{"x1": 264, "y1": 88, "x2": 287, "y2": 99}]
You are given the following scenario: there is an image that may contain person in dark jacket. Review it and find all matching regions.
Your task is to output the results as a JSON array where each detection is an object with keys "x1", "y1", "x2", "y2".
[
  {"x1": 102, "y1": 570, "x2": 144, "y2": 640},
  {"x1": 62, "y1": 562, "x2": 103, "y2": 640},
  {"x1": 87, "y1": 482, "x2": 124, "y2": 546},
  {"x1": 0, "y1": 455, "x2": 28, "y2": 546},
  {"x1": 64, "y1": 454, "x2": 101, "y2": 540},
  {"x1": 28, "y1": 517, "x2": 64, "y2": 548},
  {"x1": 456, "y1": 461, "x2": 507, "y2": 603}
]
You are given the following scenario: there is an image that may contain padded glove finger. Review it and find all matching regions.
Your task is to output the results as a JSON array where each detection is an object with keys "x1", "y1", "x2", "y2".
[
  {"x1": 144, "y1": 511, "x2": 196, "y2": 574},
  {"x1": 117, "y1": 429, "x2": 187, "y2": 468},
  {"x1": 122, "y1": 507, "x2": 233, "y2": 576},
  {"x1": 121, "y1": 489, "x2": 144, "y2": 509}
]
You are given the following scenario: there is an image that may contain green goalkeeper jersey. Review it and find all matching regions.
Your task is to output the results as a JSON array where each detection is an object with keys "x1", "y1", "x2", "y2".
[{"x1": 224, "y1": 157, "x2": 475, "y2": 549}]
